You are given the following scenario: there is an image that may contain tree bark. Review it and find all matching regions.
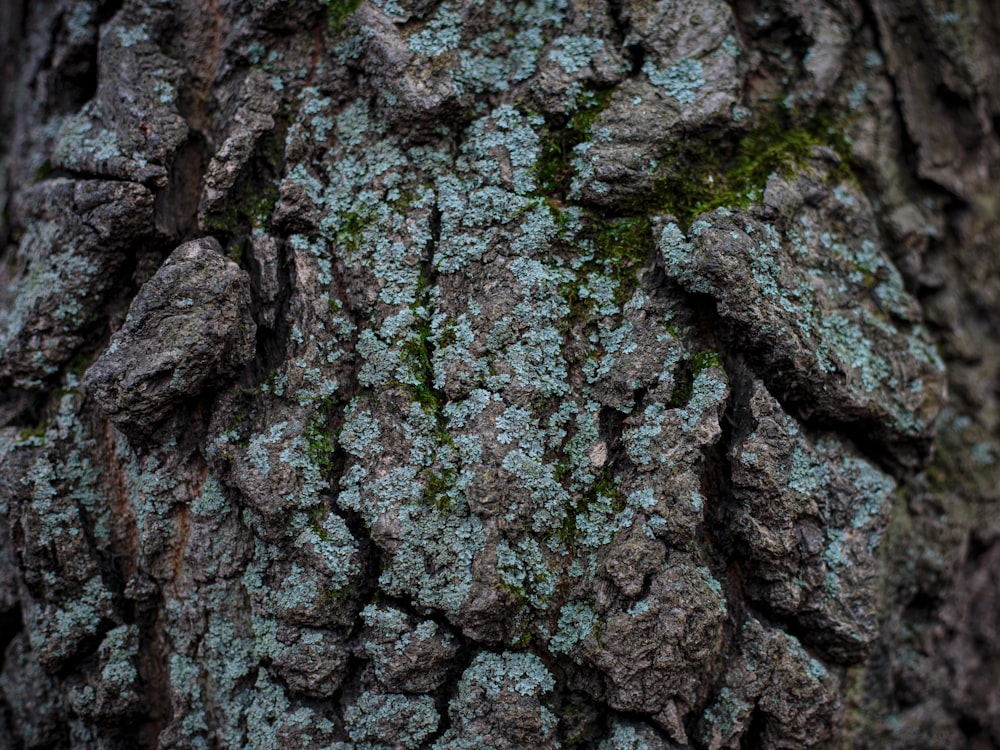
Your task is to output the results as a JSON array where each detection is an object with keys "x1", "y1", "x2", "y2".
[{"x1": 1, "y1": 0, "x2": 998, "y2": 748}]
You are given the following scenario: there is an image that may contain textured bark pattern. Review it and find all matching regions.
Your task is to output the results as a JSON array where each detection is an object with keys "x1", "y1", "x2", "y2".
[{"x1": 0, "y1": 0, "x2": 998, "y2": 748}]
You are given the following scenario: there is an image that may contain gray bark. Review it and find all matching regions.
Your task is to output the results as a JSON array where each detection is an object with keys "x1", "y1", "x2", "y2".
[{"x1": 0, "y1": 0, "x2": 998, "y2": 748}]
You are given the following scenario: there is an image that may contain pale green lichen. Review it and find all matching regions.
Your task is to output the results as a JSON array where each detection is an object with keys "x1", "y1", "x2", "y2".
[
  {"x1": 643, "y1": 58, "x2": 706, "y2": 104},
  {"x1": 344, "y1": 692, "x2": 440, "y2": 749},
  {"x1": 548, "y1": 600, "x2": 598, "y2": 654}
]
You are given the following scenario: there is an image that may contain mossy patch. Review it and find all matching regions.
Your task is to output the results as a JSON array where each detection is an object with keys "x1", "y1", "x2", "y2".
[
  {"x1": 421, "y1": 467, "x2": 459, "y2": 510},
  {"x1": 201, "y1": 119, "x2": 289, "y2": 251},
  {"x1": 590, "y1": 215, "x2": 654, "y2": 304},
  {"x1": 202, "y1": 190, "x2": 278, "y2": 248},
  {"x1": 32, "y1": 160, "x2": 54, "y2": 183},
  {"x1": 16, "y1": 425, "x2": 47, "y2": 444},
  {"x1": 400, "y1": 316, "x2": 439, "y2": 415},
  {"x1": 305, "y1": 419, "x2": 336, "y2": 475},
  {"x1": 308, "y1": 506, "x2": 335, "y2": 541},
  {"x1": 398, "y1": 270, "x2": 463, "y2": 511},
  {"x1": 535, "y1": 89, "x2": 614, "y2": 196},
  {"x1": 646, "y1": 111, "x2": 855, "y2": 226},
  {"x1": 690, "y1": 349, "x2": 723, "y2": 373},
  {"x1": 670, "y1": 349, "x2": 723, "y2": 407},
  {"x1": 325, "y1": 0, "x2": 362, "y2": 32},
  {"x1": 336, "y1": 210, "x2": 375, "y2": 255},
  {"x1": 557, "y1": 213, "x2": 653, "y2": 326},
  {"x1": 66, "y1": 349, "x2": 97, "y2": 380},
  {"x1": 553, "y1": 472, "x2": 625, "y2": 549}
]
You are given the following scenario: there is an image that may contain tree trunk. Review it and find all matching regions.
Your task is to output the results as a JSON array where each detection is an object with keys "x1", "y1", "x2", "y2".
[{"x1": 1, "y1": 0, "x2": 998, "y2": 747}]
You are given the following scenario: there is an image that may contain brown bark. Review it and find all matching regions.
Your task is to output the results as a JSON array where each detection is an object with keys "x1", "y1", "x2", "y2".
[{"x1": 0, "y1": 0, "x2": 998, "y2": 747}]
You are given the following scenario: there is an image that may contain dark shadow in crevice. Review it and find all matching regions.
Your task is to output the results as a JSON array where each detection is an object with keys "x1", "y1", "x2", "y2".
[
  {"x1": 153, "y1": 131, "x2": 207, "y2": 243},
  {"x1": 740, "y1": 703, "x2": 767, "y2": 750},
  {"x1": 0, "y1": 389, "x2": 47, "y2": 431},
  {"x1": 0, "y1": 604, "x2": 22, "y2": 672},
  {"x1": 683, "y1": 283, "x2": 928, "y2": 478}
]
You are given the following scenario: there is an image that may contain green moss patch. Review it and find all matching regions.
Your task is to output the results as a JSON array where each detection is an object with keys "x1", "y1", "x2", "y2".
[
  {"x1": 201, "y1": 122, "x2": 289, "y2": 258},
  {"x1": 670, "y1": 349, "x2": 723, "y2": 407},
  {"x1": 325, "y1": 0, "x2": 362, "y2": 32},
  {"x1": 648, "y1": 111, "x2": 855, "y2": 226},
  {"x1": 535, "y1": 89, "x2": 614, "y2": 196}
]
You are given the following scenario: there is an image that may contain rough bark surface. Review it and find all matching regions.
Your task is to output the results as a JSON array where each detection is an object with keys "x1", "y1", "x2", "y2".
[{"x1": 0, "y1": 0, "x2": 998, "y2": 748}]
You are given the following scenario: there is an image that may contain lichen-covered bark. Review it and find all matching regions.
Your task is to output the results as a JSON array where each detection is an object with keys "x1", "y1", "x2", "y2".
[{"x1": 0, "y1": 0, "x2": 998, "y2": 748}]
